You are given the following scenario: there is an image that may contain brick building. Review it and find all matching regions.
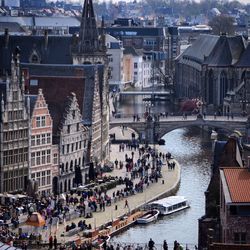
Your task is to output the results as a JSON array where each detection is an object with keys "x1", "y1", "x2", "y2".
[
  {"x1": 220, "y1": 167, "x2": 250, "y2": 244},
  {"x1": 27, "y1": 88, "x2": 55, "y2": 195}
]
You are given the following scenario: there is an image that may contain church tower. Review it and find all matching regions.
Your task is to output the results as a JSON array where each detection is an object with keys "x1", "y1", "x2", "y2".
[{"x1": 72, "y1": 0, "x2": 109, "y2": 162}]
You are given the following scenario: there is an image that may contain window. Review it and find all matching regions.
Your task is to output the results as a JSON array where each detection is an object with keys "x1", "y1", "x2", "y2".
[
  {"x1": 71, "y1": 144, "x2": 74, "y2": 152},
  {"x1": 134, "y1": 62, "x2": 138, "y2": 69},
  {"x1": 30, "y1": 79, "x2": 38, "y2": 86},
  {"x1": 36, "y1": 152, "x2": 40, "y2": 165},
  {"x1": 36, "y1": 116, "x2": 46, "y2": 127},
  {"x1": 42, "y1": 151, "x2": 46, "y2": 164},
  {"x1": 36, "y1": 135, "x2": 40, "y2": 146},
  {"x1": 13, "y1": 91, "x2": 18, "y2": 101},
  {"x1": 47, "y1": 150, "x2": 51, "y2": 163},
  {"x1": 67, "y1": 125, "x2": 70, "y2": 134},
  {"x1": 31, "y1": 136, "x2": 35, "y2": 146},
  {"x1": 41, "y1": 116, "x2": 46, "y2": 127},
  {"x1": 31, "y1": 153, "x2": 35, "y2": 166},
  {"x1": 36, "y1": 117, "x2": 41, "y2": 127},
  {"x1": 42, "y1": 134, "x2": 46, "y2": 144},
  {"x1": 53, "y1": 154, "x2": 58, "y2": 164},
  {"x1": 234, "y1": 232, "x2": 247, "y2": 244},
  {"x1": 47, "y1": 133, "x2": 51, "y2": 144}
]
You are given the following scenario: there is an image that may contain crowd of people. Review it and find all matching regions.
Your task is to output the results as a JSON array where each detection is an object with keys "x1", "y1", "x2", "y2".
[{"x1": 0, "y1": 140, "x2": 178, "y2": 250}]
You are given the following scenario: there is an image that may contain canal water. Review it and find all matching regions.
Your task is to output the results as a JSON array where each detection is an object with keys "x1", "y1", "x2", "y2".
[{"x1": 112, "y1": 96, "x2": 213, "y2": 246}]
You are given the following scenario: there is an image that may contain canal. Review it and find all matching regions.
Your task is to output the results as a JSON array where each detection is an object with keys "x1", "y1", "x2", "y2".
[{"x1": 112, "y1": 96, "x2": 213, "y2": 246}]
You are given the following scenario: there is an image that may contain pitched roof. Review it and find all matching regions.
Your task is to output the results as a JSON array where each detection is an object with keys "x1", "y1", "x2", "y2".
[
  {"x1": 223, "y1": 168, "x2": 250, "y2": 203},
  {"x1": 21, "y1": 63, "x2": 104, "y2": 134},
  {"x1": 180, "y1": 34, "x2": 219, "y2": 64},
  {"x1": 236, "y1": 43, "x2": 250, "y2": 67},
  {"x1": 204, "y1": 35, "x2": 246, "y2": 66},
  {"x1": 0, "y1": 35, "x2": 73, "y2": 73}
]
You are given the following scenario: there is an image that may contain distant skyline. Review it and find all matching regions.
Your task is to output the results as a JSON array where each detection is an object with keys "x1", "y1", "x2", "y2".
[{"x1": 61, "y1": 0, "x2": 250, "y2": 4}]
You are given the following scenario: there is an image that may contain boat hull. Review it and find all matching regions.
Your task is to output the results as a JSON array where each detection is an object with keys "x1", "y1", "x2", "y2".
[{"x1": 136, "y1": 210, "x2": 159, "y2": 224}]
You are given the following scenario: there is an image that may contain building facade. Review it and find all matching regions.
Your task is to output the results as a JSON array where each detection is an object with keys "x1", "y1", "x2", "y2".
[
  {"x1": 220, "y1": 167, "x2": 250, "y2": 244},
  {"x1": 175, "y1": 34, "x2": 250, "y2": 114},
  {"x1": 106, "y1": 34, "x2": 124, "y2": 90},
  {"x1": 0, "y1": 56, "x2": 29, "y2": 193},
  {"x1": 58, "y1": 93, "x2": 89, "y2": 193},
  {"x1": 28, "y1": 88, "x2": 54, "y2": 195}
]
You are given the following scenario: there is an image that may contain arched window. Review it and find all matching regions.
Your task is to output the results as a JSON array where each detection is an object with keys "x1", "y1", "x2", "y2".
[
  {"x1": 66, "y1": 162, "x2": 68, "y2": 172},
  {"x1": 64, "y1": 180, "x2": 67, "y2": 192},
  {"x1": 208, "y1": 70, "x2": 214, "y2": 104},
  {"x1": 70, "y1": 161, "x2": 73, "y2": 171},
  {"x1": 68, "y1": 179, "x2": 71, "y2": 190},
  {"x1": 78, "y1": 158, "x2": 81, "y2": 166},
  {"x1": 220, "y1": 71, "x2": 228, "y2": 104}
]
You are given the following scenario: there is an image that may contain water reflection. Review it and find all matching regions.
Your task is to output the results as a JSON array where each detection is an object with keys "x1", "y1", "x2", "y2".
[{"x1": 112, "y1": 127, "x2": 212, "y2": 246}]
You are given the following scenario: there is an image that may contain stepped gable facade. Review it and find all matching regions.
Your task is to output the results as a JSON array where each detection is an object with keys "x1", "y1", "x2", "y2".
[
  {"x1": 0, "y1": 0, "x2": 110, "y2": 163},
  {"x1": 175, "y1": 34, "x2": 249, "y2": 114},
  {"x1": 27, "y1": 89, "x2": 56, "y2": 195},
  {"x1": 57, "y1": 92, "x2": 89, "y2": 194}
]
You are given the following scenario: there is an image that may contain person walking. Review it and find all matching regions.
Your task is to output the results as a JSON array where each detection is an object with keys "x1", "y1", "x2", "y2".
[
  {"x1": 53, "y1": 236, "x2": 57, "y2": 249},
  {"x1": 124, "y1": 199, "x2": 129, "y2": 208},
  {"x1": 148, "y1": 238, "x2": 155, "y2": 250},
  {"x1": 49, "y1": 235, "x2": 53, "y2": 249},
  {"x1": 163, "y1": 240, "x2": 168, "y2": 250}
]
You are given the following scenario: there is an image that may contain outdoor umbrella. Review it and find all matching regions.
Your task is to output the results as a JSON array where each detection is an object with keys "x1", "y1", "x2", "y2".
[{"x1": 25, "y1": 212, "x2": 45, "y2": 227}]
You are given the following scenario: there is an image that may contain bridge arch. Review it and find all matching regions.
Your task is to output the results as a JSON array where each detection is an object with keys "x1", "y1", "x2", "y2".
[
  {"x1": 109, "y1": 125, "x2": 140, "y2": 140},
  {"x1": 157, "y1": 121, "x2": 237, "y2": 139}
]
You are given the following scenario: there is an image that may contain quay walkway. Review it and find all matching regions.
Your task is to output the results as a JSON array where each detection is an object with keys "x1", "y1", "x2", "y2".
[{"x1": 21, "y1": 140, "x2": 180, "y2": 246}]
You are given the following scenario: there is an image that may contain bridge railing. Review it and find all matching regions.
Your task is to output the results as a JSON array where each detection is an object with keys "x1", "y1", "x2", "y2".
[
  {"x1": 108, "y1": 241, "x2": 198, "y2": 250},
  {"x1": 112, "y1": 111, "x2": 248, "y2": 120}
]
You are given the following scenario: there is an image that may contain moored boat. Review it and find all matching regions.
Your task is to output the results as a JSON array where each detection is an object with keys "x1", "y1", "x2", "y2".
[
  {"x1": 145, "y1": 196, "x2": 189, "y2": 216},
  {"x1": 136, "y1": 209, "x2": 159, "y2": 224}
]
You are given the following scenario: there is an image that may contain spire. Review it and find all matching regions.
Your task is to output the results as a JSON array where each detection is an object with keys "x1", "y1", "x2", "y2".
[{"x1": 79, "y1": 0, "x2": 100, "y2": 53}]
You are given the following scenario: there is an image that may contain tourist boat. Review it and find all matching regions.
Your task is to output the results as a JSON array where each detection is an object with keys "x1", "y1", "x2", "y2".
[
  {"x1": 145, "y1": 196, "x2": 189, "y2": 216},
  {"x1": 136, "y1": 209, "x2": 159, "y2": 224}
]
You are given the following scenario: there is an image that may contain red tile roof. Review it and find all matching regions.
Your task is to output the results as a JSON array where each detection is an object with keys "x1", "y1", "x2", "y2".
[{"x1": 223, "y1": 168, "x2": 250, "y2": 203}]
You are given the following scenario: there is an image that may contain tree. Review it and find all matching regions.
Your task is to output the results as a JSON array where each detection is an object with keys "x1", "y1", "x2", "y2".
[{"x1": 209, "y1": 15, "x2": 235, "y2": 36}]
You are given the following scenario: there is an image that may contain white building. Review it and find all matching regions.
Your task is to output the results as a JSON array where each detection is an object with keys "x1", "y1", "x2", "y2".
[{"x1": 106, "y1": 34, "x2": 125, "y2": 91}]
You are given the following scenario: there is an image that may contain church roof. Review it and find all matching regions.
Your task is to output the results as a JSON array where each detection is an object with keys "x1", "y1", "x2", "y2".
[
  {"x1": 204, "y1": 35, "x2": 246, "y2": 66},
  {"x1": 236, "y1": 43, "x2": 250, "y2": 67},
  {"x1": 179, "y1": 34, "x2": 219, "y2": 64}
]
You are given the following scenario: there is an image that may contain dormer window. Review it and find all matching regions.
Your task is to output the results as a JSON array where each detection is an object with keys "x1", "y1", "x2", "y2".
[
  {"x1": 31, "y1": 54, "x2": 39, "y2": 63},
  {"x1": 29, "y1": 50, "x2": 40, "y2": 64}
]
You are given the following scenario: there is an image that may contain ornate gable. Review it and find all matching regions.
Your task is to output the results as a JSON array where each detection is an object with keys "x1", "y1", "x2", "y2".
[{"x1": 59, "y1": 92, "x2": 84, "y2": 133}]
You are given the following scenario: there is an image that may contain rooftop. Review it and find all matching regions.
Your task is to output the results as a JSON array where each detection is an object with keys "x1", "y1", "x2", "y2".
[{"x1": 221, "y1": 167, "x2": 250, "y2": 203}]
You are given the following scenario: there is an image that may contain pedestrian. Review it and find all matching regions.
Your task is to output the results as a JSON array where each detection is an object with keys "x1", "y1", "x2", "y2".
[
  {"x1": 163, "y1": 240, "x2": 168, "y2": 250},
  {"x1": 148, "y1": 238, "x2": 155, "y2": 250},
  {"x1": 54, "y1": 236, "x2": 57, "y2": 249},
  {"x1": 124, "y1": 199, "x2": 129, "y2": 208},
  {"x1": 49, "y1": 235, "x2": 53, "y2": 249}
]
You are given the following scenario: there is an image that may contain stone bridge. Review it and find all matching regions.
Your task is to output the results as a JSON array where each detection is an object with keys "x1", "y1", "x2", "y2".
[{"x1": 110, "y1": 115, "x2": 249, "y2": 143}]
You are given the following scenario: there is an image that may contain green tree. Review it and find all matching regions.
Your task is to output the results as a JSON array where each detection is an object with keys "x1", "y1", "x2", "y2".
[{"x1": 209, "y1": 15, "x2": 235, "y2": 36}]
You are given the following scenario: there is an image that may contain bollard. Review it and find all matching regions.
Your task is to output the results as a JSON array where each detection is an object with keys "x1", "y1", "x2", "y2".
[
  {"x1": 115, "y1": 205, "x2": 118, "y2": 210},
  {"x1": 162, "y1": 180, "x2": 164, "y2": 184}
]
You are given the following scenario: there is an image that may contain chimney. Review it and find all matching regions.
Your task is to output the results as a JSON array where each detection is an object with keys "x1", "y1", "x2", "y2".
[{"x1": 4, "y1": 28, "x2": 9, "y2": 48}]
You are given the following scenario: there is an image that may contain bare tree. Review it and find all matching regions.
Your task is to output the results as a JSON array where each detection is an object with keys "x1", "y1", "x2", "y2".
[{"x1": 209, "y1": 15, "x2": 235, "y2": 36}]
